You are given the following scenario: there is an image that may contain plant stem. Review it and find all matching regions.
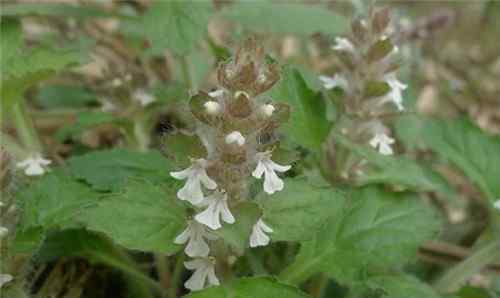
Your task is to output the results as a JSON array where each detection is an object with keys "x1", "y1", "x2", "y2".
[
  {"x1": 168, "y1": 254, "x2": 185, "y2": 298},
  {"x1": 12, "y1": 102, "x2": 42, "y2": 153},
  {"x1": 155, "y1": 253, "x2": 171, "y2": 289},
  {"x1": 434, "y1": 239, "x2": 500, "y2": 293},
  {"x1": 180, "y1": 55, "x2": 192, "y2": 90}
]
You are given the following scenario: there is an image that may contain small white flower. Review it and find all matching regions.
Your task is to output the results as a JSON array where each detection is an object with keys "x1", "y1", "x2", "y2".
[
  {"x1": 249, "y1": 218, "x2": 273, "y2": 248},
  {"x1": 204, "y1": 101, "x2": 221, "y2": 115},
  {"x1": 381, "y1": 73, "x2": 407, "y2": 111},
  {"x1": 111, "y1": 78, "x2": 123, "y2": 87},
  {"x1": 132, "y1": 89, "x2": 156, "y2": 107},
  {"x1": 252, "y1": 151, "x2": 291, "y2": 195},
  {"x1": 0, "y1": 274, "x2": 13, "y2": 288},
  {"x1": 0, "y1": 227, "x2": 8, "y2": 238},
  {"x1": 208, "y1": 89, "x2": 224, "y2": 98},
  {"x1": 319, "y1": 74, "x2": 349, "y2": 90},
  {"x1": 260, "y1": 104, "x2": 275, "y2": 117},
  {"x1": 369, "y1": 132, "x2": 395, "y2": 155},
  {"x1": 170, "y1": 159, "x2": 217, "y2": 205},
  {"x1": 494, "y1": 200, "x2": 500, "y2": 210},
  {"x1": 175, "y1": 220, "x2": 218, "y2": 257},
  {"x1": 100, "y1": 99, "x2": 116, "y2": 112},
  {"x1": 16, "y1": 154, "x2": 51, "y2": 176},
  {"x1": 195, "y1": 191, "x2": 235, "y2": 230},
  {"x1": 332, "y1": 37, "x2": 355, "y2": 52},
  {"x1": 225, "y1": 131, "x2": 245, "y2": 146},
  {"x1": 184, "y1": 257, "x2": 219, "y2": 291}
]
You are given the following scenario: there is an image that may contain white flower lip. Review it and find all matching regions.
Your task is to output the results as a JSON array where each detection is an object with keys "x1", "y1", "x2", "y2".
[
  {"x1": 252, "y1": 151, "x2": 291, "y2": 195},
  {"x1": 170, "y1": 159, "x2": 217, "y2": 205},
  {"x1": 249, "y1": 218, "x2": 273, "y2": 247},
  {"x1": 369, "y1": 132, "x2": 395, "y2": 155},
  {"x1": 494, "y1": 200, "x2": 500, "y2": 210},
  {"x1": 208, "y1": 89, "x2": 224, "y2": 98},
  {"x1": 260, "y1": 104, "x2": 275, "y2": 117},
  {"x1": 204, "y1": 100, "x2": 221, "y2": 115},
  {"x1": 194, "y1": 191, "x2": 235, "y2": 230},
  {"x1": 174, "y1": 220, "x2": 218, "y2": 257},
  {"x1": 225, "y1": 131, "x2": 245, "y2": 146},
  {"x1": 332, "y1": 37, "x2": 355, "y2": 52},
  {"x1": 381, "y1": 73, "x2": 407, "y2": 111},
  {"x1": 319, "y1": 74, "x2": 349, "y2": 90},
  {"x1": 16, "y1": 154, "x2": 52, "y2": 176},
  {"x1": 0, "y1": 273, "x2": 13, "y2": 289},
  {"x1": 184, "y1": 257, "x2": 219, "y2": 291},
  {"x1": 132, "y1": 88, "x2": 156, "y2": 107}
]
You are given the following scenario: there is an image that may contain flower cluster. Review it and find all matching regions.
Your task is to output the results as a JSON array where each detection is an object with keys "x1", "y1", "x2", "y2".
[
  {"x1": 319, "y1": 9, "x2": 406, "y2": 157},
  {"x1": 169, "y1": 39, "x2": 291, "y2": 292}
]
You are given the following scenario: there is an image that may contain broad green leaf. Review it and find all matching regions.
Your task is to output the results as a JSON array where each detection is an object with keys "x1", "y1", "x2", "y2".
[
  {"x1": 269, "y1": 67, "x2": 331, "y2": 151},
  {"x1": 162, "y1": 133, "x2": 207, "y2": 167},
  {"x1": 11, "y1": 227, "x2": 44, "y2": 255},
  {"x1": 257, "y1": 177, "x2": 346, "y2": 242},
  {"x1": 280, "y1": 186, "x2": 440, "y2": 285},
  {"x1": 186, "y1": 276, "x2": 311, "y2": 298},
  {"x1": 35, "y1": 84, "x2": 98, "y2": 109},
  {"x1": 1, "y1": 3, "x2": 129, "y2": 18},
  {"x1": 67, "y1": 149, "x2": 173, "y2": 191},
  {"x1": 55, "y1": 111, "x2": 125, "y2": 141},
  {"x1": 221, "y1": 2, "x2": 348, "y2": 35},
  {"x1": 422, "y1": 118, "x2": 500, "y2": 204},
  {"x1": 456, "y1": 286, "x2": 494, "y2": 298},
  {"x1": 81, "y1": 180, "x2": 186, "y2": 254},
  {"x1": 336, "y1": 132, "x2": 455, "y2": 197},
  {"x1": 123, "y1": 1, "x2": 212, "y2": 56},
  {"x1": 216, "y1": 202, "x2": 261, "y2": 253},
  {"x1": 18, "y1": 171, "x2": 100, "y2": 230},
  {"x1": 365, "y1": 274, "x2": 442, "y2": 298}
]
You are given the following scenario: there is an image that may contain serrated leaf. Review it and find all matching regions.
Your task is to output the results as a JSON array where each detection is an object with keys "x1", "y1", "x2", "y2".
[
  {"x1": 123, "y1": 1, "x2": 212, "y2": 56},
  {"x1": 186, "y1": 276, "x2": 311, "y2": 298},
  {"x1": 163, "y1": 133, "x2": 207, "y2": 167},
  {"x1": 366, "y1": 274, "x2": 442, "y2": 298},
  {"x1": 269, "y1": 67, "x2": 331, "y2": 151},
  {"x1": 366, "y1": 38, "x2": 394, "y2": 63},
  {"x1": 67, "y1": 149, "x2": 174, "y2": 191},
  {"x1": 422, "y1": 118, "x2": 500, "y2": 204},
  {"x1": 55, "y1": 111, "x2": 126, "y2": 141},
  {"x1": 280, "y1": 186, "x2": 440, "y2": 285},
  {"x1": 336, "y1": 133, "x2": 455, "y2": 197},
  {"x1": 81, "y1": 180, "x2": 186, "y2": 254},
  {"x1": 216, "y1": 202, "x2": 261, "y2": 253},
  {"x1": 221, "y1": 2, "x2": 348, "y2": 35},
  {"x1": 257, "y1": 177, "x2": 345, "y2": 242},
  {"x1": 18, "y1": 171, "x2": 101, "y2": 230}
]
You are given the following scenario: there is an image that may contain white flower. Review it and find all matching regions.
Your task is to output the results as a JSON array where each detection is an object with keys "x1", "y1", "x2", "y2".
[
  {"x1": 494, "y1": 200, "x2": 500, "y2": 210},
  {"x1": 170, "y1": 159, "x2": 217, "y2": 205},
  {"x1": 100, "y1": 98, "x2": 116, "y2": 112},
  {"x1": 208, "y1": 89, "x2": 224, "y2": 98},
  {"x1": 132, "y1": 88, "x2": 156, "y2": 106},
  {"x1": 204, "y1": 101, "x2": 221, "y2": 115},
  {"x1": 332, "y1": 37, "x2": 355, "y2": 52},
  {"x1": 111, "y1": 78, "x2": 123, "y2": 87},
  {"x1": 382, "y1": 73, "x2": 407, "y2": 111},
  {"x1": 184, "y1": 257, "x2": 219, "y2": 291},
  {"x1": 225, "y1": 131, "x2": 245, "y2": 146},
  {"x1": 260, "y1": 104, "x2": 275, "y2": 117},
  {"x1": 319, "y1": 74, "x2": 349, "y2": 90},
  {"x1": 16, "y1": 154, "x2": 51, "y2": 176},
  {"x1": 0, "y1": 226, "x2": 8, "y2": 238},
  {"x1": 252, "y1": 151, "x2": 291, "y2": 195},
  {"x1": 249, "y1": 218, "x2": 273, "y2": 248},
  {"x1": 174, "y1": 221, "x2": 218, "y2": 257},
  {"x1": 195, "y1": 191, "x2": 235, "y2": 230},
  {"x1": 0, "y1": 274, "x2": 13, "y2": 288},
  {"x1": 369, "y1": 132, "x2": 395, "y2": 155}
]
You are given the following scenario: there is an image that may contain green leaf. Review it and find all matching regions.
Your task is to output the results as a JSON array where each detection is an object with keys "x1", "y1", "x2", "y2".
[
  {"x1": 422, "y1": 118, "x2": 500, "y2": 204},
  {"x1": 269, "y1": 67, "x2": 331, "y2": 151},
  {"x1": 35, "y1": 84, "x2": 98, "y2": 109},
  {"x1": 18, "y1": 171, "x2": 101, "y2": 230},
  {"x1": 366, "y1": 38, "x2": 394, "y2": 63},
  {"x1": 216, "y1": 202, "x2": 261, "y2": 253},
  {"x1": 366, "y1": 274, "x2": 442, "y2": 298},
  {"x1": 67, "y1": 149, "x2": 174, "y2": 192},
  {"x1": 55, "y1": 111, "x2": 123, "y2": 141},
  {"x1": 81, "y1": 180, "x2": 186, "y2": 254},
  {"x1": 186, "y1": 276, "x2": 311, "y2": 298},
  {"x1": 11, "y1": 227, "x2": 44, "y2": 255},
  {"x1": 280, "y1": 186, "x2": 440, "y2": 285},
  {"x1": 221, "y1": 2, "x2": 348, "y2": 35},
  {"x1": 1, "y1": 3, "x2": 129, "y2": 18},
  {"x1": 336, "y1": 132, "x2": 455, "y2": 197},
  {"x1": 257, "y1": 177, "x2": 346, "y2": 242},
  {"x1": 123, "y1": 1, "x2": 212, "y2": 56},
  {"x1": 363, "y1": 81, "x2": 391, "y2": 98}
]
